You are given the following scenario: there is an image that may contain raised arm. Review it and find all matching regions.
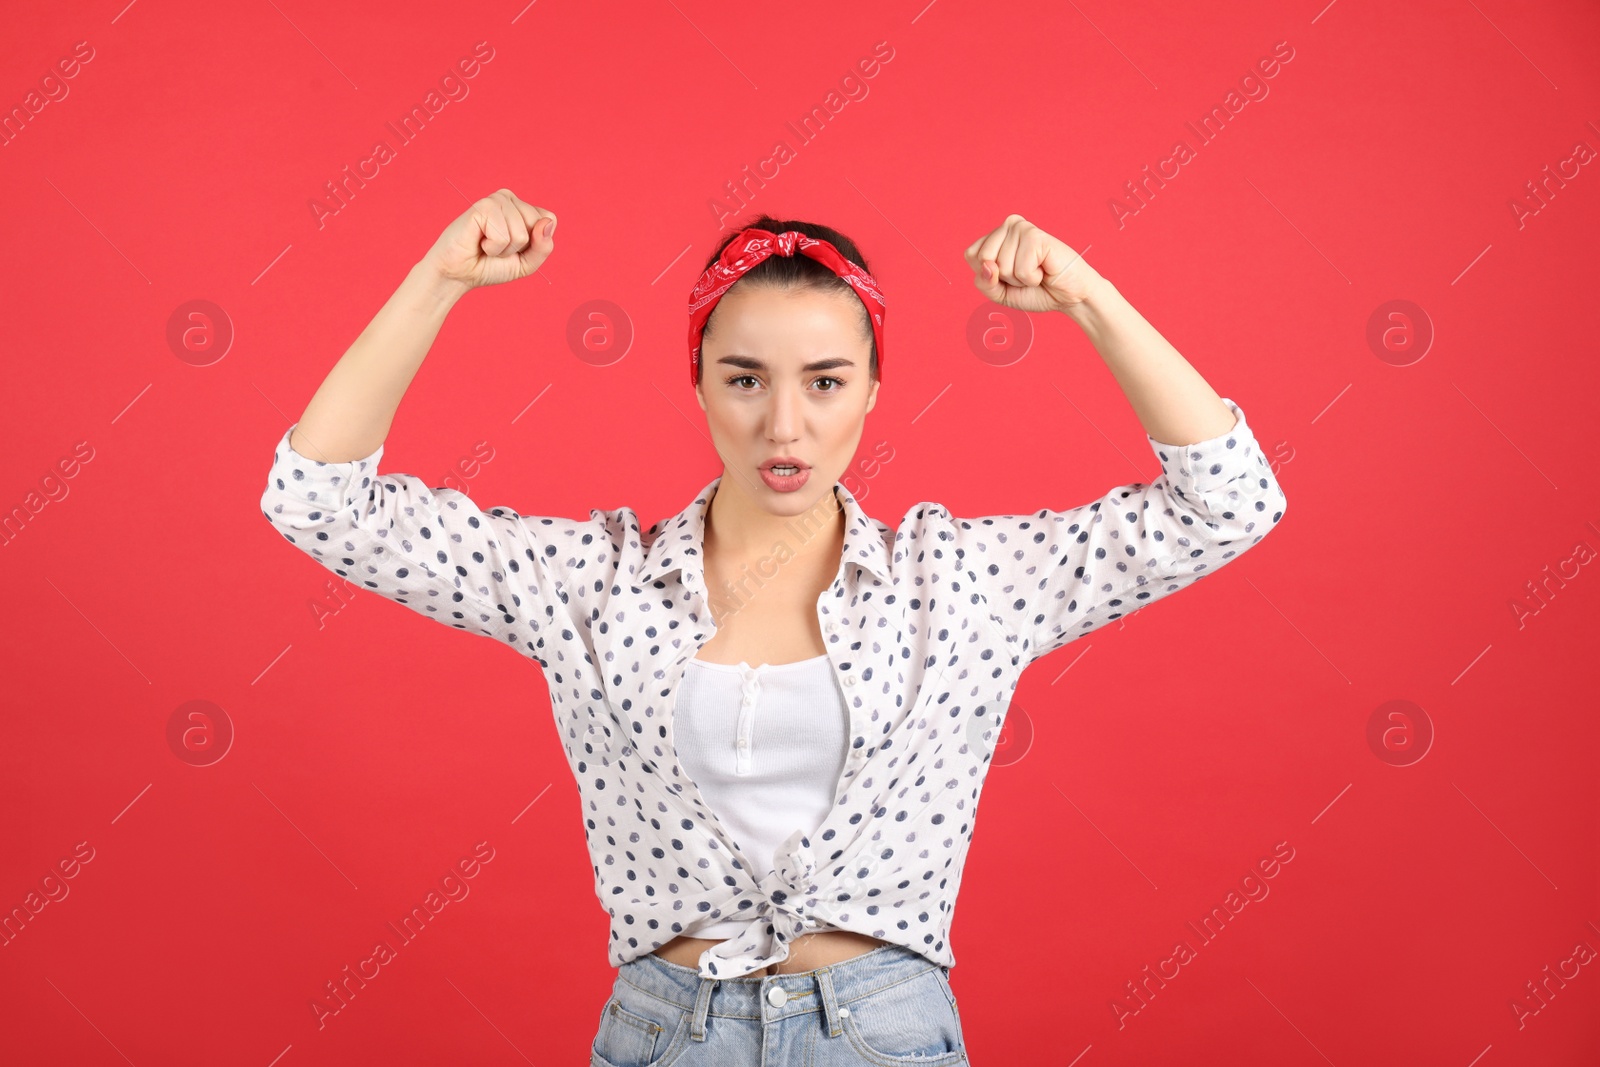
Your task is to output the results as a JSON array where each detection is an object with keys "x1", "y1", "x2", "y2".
[
  {"x1": 945, "y1": 214, "x2": 1287, "y2": 662},
  {"x1": 287, "y1": 189, "x2": 558, "y2": 463},
  {"x1": 965, "y1": 213, "x2": 1235, "y2": 447},
  {"x1": 261, "y1": 192, "x2": 603, "y2": 654}
]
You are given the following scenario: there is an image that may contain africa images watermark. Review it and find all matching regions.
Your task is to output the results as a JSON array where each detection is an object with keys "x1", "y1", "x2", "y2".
[
  {"x1": 0, "y1": 38, "x2": 97, "y2": 150},
  {"x1": 706, "y1": 39, "x2": 897, "y2": 228},
  {"x1": 1111, "y1": 839, "x2": 1298, "y2": 1029},
  {"x1": 308, "y1": 841, "x2": 497, "y2": 1029},
  {"x1": 1108, "y1": 39, "x2": 1297, "y2": 230},
  {"x1": 705, "y1": 442, "x2": 895, "y2": 622},
  {"x1": 308, "y1": 41, "x2": 497, "y2": 230}
]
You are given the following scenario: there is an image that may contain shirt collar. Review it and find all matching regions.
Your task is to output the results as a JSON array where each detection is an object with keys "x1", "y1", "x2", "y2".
[{"x1": 635, "y1": 474, "x2": 892, "y2": 590}]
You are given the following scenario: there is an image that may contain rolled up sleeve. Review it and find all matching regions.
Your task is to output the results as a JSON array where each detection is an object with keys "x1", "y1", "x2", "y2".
[
  {"x1": 258, "y1": 423, "x2": 617, "y2": 656},
  {"x1": 942, "y1": 397, "x2": 1288, "y2": 664}
]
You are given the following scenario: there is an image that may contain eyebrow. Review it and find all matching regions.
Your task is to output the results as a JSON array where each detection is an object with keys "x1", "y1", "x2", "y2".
[{"x1": 714, "y1": 355, "x2": 858, "y2": 372}]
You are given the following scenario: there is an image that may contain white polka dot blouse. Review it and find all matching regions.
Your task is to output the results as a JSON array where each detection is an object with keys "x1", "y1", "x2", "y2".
[{"x1": 260, "y1": 396, "x2": 1287, "y2": 979}]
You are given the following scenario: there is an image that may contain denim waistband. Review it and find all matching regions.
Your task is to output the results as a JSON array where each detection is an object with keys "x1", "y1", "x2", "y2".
[{"x1": 618, "y1": 943, "x2": 944, "y2": 1042}]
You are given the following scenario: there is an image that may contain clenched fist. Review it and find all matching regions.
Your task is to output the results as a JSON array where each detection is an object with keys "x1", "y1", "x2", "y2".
[
  {"x1": 422, "y1": 189, "x2": 557, "y2": 292},
  {"x1": 963, "y1": 214, "x2": 1105, "y2": 314}
]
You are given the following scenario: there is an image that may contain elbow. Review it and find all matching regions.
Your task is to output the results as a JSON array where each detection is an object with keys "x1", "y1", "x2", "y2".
[
  {"x1": 1223, "y1": 454, "x2": 1286, "y2": 530},
  {"x1": 260, "y1": 482, "x2": 329, "y2": 541},
  {"x1": 1168, "y1": 473, "x2": 1286, "y2": 564},
  {"x1": 260, "y1": 484, "x2": 290, "y2": 532},
  {"x1": 1248, "y1": 469, "x2": 1288, "y2": 536},
  {"x1": 1220, "y1": 475, "x2": 1287, "y2": 554}
]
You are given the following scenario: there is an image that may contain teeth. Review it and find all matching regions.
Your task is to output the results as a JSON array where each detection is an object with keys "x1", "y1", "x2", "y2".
[{"x1": 770, "y1": 466, "x2": 799, "y2": 474}]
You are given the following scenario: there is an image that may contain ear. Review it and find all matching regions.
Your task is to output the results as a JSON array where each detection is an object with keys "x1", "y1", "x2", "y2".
[
  {"x1": 695, "y1": 379, "x2": 707, "y2": 411},
  {"x1": 864, "y1": 376, "x2": 880, "y2": 414}
]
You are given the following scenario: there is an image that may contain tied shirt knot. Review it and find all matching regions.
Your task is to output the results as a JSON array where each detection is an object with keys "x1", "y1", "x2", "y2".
[{"x1": 698, "y1": 828, "x2": 822, "y2": 978}]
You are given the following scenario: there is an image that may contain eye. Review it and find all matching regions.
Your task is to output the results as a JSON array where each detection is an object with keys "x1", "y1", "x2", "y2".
[{"x1": 722, "y1": 374, "x2": 847, "y2": 392}]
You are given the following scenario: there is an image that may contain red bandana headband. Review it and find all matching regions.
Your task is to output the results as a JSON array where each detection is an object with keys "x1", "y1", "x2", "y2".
[{"x1": 687, "y1": 227, "x2": 886, "y2": 386}]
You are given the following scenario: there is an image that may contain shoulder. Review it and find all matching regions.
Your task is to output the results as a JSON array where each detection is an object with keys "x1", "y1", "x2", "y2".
[
  {"x1": 889, "y1": 498, "x2": 1090, "y2": 575},
  {"x1": 880, "y1": 499, "x2": 965, "y2": 574},
  {"x1": 888, "y1": 499, "x2": 1030, "y2": 540},
  {"x1": 507, "y1": 501, "x2": 647, "y2": 570}
]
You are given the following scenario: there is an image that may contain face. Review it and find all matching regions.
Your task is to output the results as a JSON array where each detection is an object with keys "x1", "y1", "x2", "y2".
[{"x1": 694, "y1": 283, "x2": 879, "y2": 515}]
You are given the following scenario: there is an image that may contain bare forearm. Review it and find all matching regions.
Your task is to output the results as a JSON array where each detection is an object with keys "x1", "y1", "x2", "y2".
[
  {"x1": 1063, "y1": 278, "x2": 1236, "y2": 445},
  {"x1": 288, "y1": 260, "x2": 471, "y2": 463}
]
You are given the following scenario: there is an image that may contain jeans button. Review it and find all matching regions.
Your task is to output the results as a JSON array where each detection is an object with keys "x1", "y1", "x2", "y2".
[{"x1": 766, "y1": 985, "x2": 788, "y2": 1007}]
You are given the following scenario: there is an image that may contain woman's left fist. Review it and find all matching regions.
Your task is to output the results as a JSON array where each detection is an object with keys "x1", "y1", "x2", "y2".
[{"x1": 964, "y1": 215, "x2": 1105, "y2": 314}]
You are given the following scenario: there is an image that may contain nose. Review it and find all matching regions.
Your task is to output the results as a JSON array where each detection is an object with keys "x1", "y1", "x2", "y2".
[{"x1": 765, "y1": 383, "x2": 803, "y2": 442}]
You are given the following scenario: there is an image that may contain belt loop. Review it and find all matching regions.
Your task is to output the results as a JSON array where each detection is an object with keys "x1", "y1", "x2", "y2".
[
  {"x1": 814, "y1": 966, "x2": 844, "y2": 1038},
  {"x1": 690, "y1": 976, "x2": 717, "y2": 1041}
]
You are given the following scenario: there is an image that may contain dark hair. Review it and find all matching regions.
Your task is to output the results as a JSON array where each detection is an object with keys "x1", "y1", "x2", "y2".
[{"x1": 695, "y1": 214, "x2": 879, "y2": 385}]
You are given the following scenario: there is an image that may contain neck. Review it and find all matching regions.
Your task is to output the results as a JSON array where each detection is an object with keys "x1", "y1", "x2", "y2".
[{"x1": 704, "y1": 474, "x2": 846, "y2": 572}]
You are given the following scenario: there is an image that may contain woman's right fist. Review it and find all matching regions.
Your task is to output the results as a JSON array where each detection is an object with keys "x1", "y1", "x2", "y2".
[{"x1": 422, "y1": 189, "x2": 556, "y2": 291}]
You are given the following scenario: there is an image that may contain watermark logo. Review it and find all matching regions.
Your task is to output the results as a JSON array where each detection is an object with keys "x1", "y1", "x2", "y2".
[
  {"x1": 166, "y1": 699, "x2": 235, "y2": 767},
  {"x1": 308, "y1": 43, "x2": 496, "y2": 230},
  {"x1": 1508, "y1": 520, "x2": 1598, "y2": 630},
  {"x1": 440, "y1": 439, "x2": 496, "y2": 495},
  {"x1": 1109, "y1": 40, "x2": 1296, "y2": 229},
  {"x1": 565, "y1": 299, "x2": 633, "y2": 367},
  {"x1": 0, "y1": 39, "x2": 96, "y2": 151},
  {"x1": 1365, "y1": 299, "x2": 1432, "y2": 367},
  {"x1": 1111, "y1": 839, "x2": 1297, "y2": 1028},
  {"x1": 708, "y1": 440, "x2": 895, "y2": 623},
  {"x1": 966, "y1": 702, "x2": 1034, "y2": 766},
  {"x1": 308, "y1": 841, "x2": 497, "y2": 1029},
  {"x1": 166, "y1": 300, "x2": 233, "y2": 367},
  {"x1": 1508, "y1": 930, "x2": 1596, "y2": 1030},
  {"x1": 1508, "y1": 135, "x2": 1595, "y2": 231},
  {"x1": 310, "y1": 576, "x2": 360, "y2": 632},
  {"x1": 708, "y1": 41, "x2": 896, "y2": 224},
  {"x1": 965, "y1": 303, "x2": 1033, "y2": 366},
  {"x1": 1365, "y1": 698, "x2": 1433, "y2": 767},
  {"x1": 0, "y1": 840, "x2": 96, "y2": 949},
  {"x1": 0, "y1": 439, "x2": 96, "y2": 550}
]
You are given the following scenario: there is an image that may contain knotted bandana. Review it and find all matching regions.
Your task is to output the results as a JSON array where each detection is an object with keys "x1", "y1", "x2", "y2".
[{"x1": 687, "y1": 227, "x2": 886, "y2": 386}]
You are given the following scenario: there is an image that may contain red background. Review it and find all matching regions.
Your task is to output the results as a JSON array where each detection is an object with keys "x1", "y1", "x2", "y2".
[{"x1": 3, "y1": 1, "x2": 1598, "y2": 1063}]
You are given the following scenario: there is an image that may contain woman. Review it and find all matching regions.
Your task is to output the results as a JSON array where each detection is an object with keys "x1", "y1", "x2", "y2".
[{"x1": 261, "y1": 190, "x2": 1287, "y2": 1065}]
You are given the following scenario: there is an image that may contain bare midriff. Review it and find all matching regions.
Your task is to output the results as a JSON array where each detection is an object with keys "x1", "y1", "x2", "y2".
[{"x1": 652, "y1": 929, "x2": 891, "y2": 975}]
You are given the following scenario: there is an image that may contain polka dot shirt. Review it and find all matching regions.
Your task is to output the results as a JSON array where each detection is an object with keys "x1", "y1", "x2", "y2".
[{"x1": 260, "y1": 396, "x2": 1286, "y2": 979}]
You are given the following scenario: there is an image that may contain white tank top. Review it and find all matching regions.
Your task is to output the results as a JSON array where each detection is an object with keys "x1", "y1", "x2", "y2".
[{"x1": 674, "y1": 654, "x2": 849, "y2": 939}]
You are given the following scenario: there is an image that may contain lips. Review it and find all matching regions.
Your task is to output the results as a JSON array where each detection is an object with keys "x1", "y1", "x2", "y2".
[{"x1": 759, "y1": 464, "x2": 811, "y2": 492}]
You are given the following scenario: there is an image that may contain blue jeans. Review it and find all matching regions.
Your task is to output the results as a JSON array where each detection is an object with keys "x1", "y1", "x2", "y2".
[{"x1": 590, "y1": 943, "x2": 970, "y2": 1066}]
